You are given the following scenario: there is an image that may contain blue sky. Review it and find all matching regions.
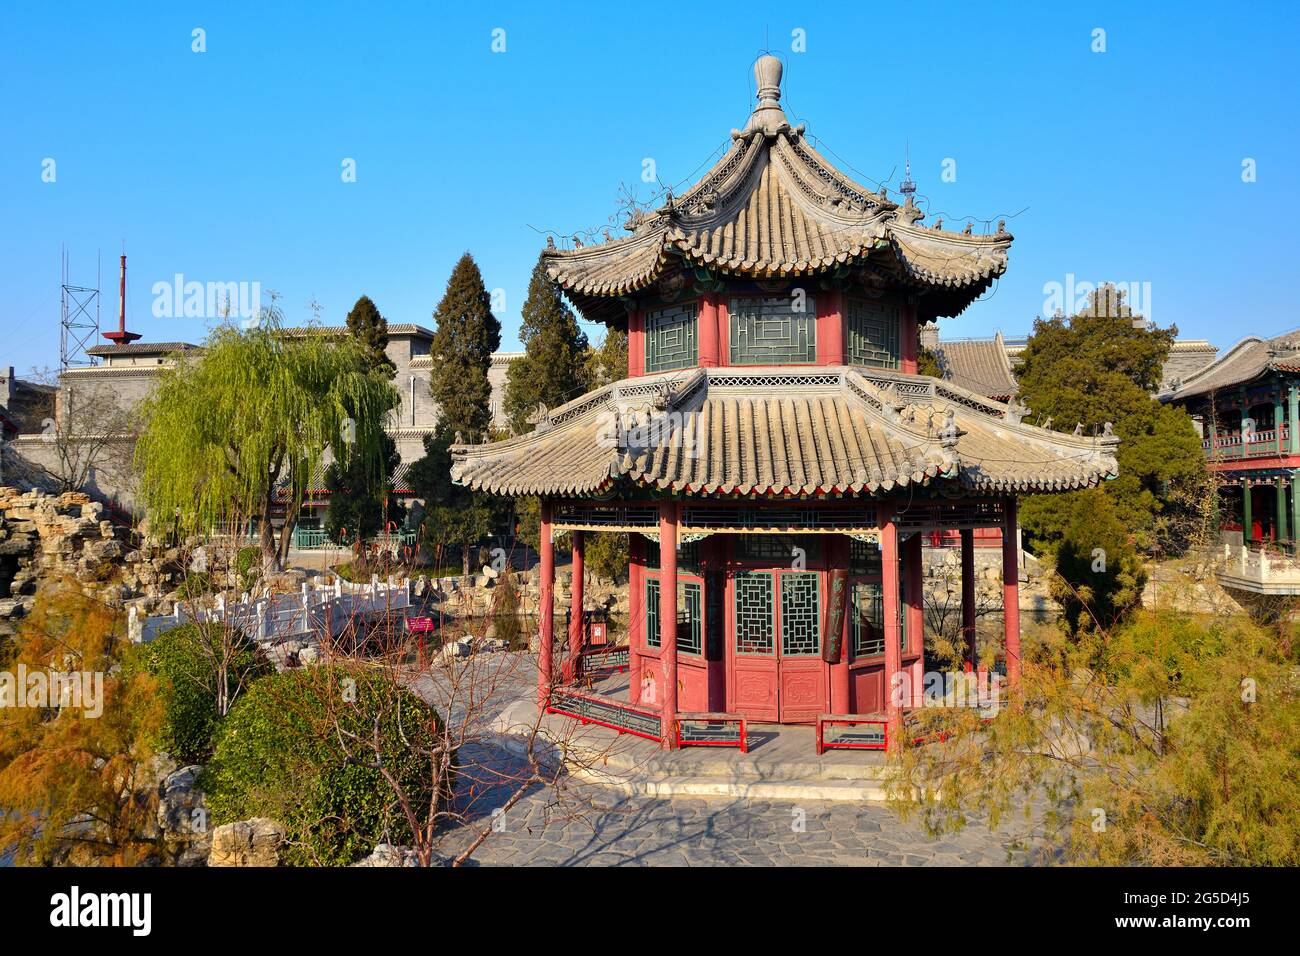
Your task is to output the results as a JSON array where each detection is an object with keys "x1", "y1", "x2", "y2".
[{"x1": 2, "y1": 0, "x2": 1297, "y2": 374}]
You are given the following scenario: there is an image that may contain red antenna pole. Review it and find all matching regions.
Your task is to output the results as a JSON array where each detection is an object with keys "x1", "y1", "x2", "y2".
[{"x1": 102, "y1": 251, "x2": 141, "y2": 344}]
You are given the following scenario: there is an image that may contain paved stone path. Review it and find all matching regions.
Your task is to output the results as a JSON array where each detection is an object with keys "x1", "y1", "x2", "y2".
[{"x1": 437, "y1": 778, "x2": 1046, "y2": 866}]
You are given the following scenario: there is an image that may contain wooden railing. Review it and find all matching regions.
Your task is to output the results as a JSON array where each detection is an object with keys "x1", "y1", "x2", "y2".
[{"x1": 1203, "y1": 425, "x2": 1290, "y2": 459}]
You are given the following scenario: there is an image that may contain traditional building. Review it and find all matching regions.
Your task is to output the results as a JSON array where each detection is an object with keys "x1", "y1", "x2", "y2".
[
  {"x1": 2, "y1": 329, "x2": 522, "y2": 524},
  {"x1": 451, "y1": 57, "x2": 1120, "y2": 746},
  {"x1": 1162, "y1": 330, "x2": 1300, "y2": 552}
]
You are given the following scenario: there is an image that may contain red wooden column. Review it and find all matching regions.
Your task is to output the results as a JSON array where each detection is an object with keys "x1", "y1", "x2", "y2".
[
  {"x1": 627, "y1": 309, "x2": 645, "y2": 377},
  {"x1": 564, "y1": 529, "x2": 585, "y2": 682},
  {"x1": 658, "y1": 501, "x2": 679, "y2": 748},
  {"x1": 698, "y1": 293, "x2": 721, "y2": 367},
  {"x1": 537, "y1": 499, "x2": 555, "y2": 710},
  {"x1": 628, "y1": 535, "x2": 643, "y2": 703},
  {"x1": 830, "y1": 536, "x2": 851, "y2": 714},
  {"x1": 960, "y1": 528, "x2": 977, "y2": 670},
  {"x1": 816, "y1": 289, "x2": 845, "y2": 365},
  {"x1": 1002, "y1": 498, "x2": 1022, "y2": 688},
  {"x1": 903, "y1": 531, "x2": 924, "y2": 708},
  {"x1": 899, "y1": 301, "x2": 919, "y2": 374},
  {"x1": 880, "y1": 506, "x2": 903, "y2": 745}
]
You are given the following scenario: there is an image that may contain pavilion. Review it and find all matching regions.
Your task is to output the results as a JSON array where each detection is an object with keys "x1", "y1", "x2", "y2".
[{"x1": 452, "y1": 56, "x2": 1118, "y2": 748}]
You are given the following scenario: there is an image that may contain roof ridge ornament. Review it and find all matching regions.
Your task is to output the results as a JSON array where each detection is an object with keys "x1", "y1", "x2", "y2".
[{"x1": 748, "y1": 54, "x2": 791, "y2": 136}]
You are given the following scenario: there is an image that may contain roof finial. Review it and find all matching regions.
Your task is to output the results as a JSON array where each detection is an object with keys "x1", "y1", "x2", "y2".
[
  {"x1": 754, "y1": 54, "x2": 783, "y2": 109},
  {"x1": 900, "y1": 141, "x2": 917, "y2": 201}
]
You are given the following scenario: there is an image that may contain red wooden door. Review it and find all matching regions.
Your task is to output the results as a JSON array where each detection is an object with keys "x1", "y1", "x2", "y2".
[
  {"x1": 731, "y1": 571, "x2": 779, "y2": 721},
  {"x1": 728, "y1": 570, "x2": 827, "y2": 723},
  {"x1": 777, "y1": 571, "x2": 825, "y2": 722}
]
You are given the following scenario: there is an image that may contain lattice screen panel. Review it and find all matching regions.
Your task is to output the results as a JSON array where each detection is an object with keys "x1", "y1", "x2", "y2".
[
  {"x1": 729, "y1": 296, "x2": 816, "y2": 365},
  {"x1": 645, "y1": 578, "x2": 660, "y2": 649},
  {"x1": 680, "y1": 582, "x2": 703, "y2": 655},
  {"x1": 645, "y1": 303, "x2": 699, "y2": 373},
  {"x1": 851, "y1": 582, "x2": 884, "y2": 656},
  {"x1": 846, "y1": 298, "x2": 900, "y2": 370},
  {"x1": 781, "y1": 572, "x2": 821, "y2": 656},
  {"x1": 733, "y1": 572, "x2": 775, "y2": 655}
]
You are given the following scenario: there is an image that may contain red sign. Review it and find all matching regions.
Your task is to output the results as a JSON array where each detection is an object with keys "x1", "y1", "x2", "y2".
[{"x1": 407, "y1": 616, "x2": 435, "y2": 634}]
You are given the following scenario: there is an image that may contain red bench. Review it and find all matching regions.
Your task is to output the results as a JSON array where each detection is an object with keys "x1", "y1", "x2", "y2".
[
  {"x1": 816, "y1": 713, "x2": 887, "y2": 755},
  {"x1": 676, "y1": 712, "x2": 747, "y2": 752}
]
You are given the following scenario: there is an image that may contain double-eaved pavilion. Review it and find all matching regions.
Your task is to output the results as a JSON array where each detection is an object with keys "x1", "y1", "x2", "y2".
[{"x1": 452, "y1": 57, "x2": 1119, "y2": 748}]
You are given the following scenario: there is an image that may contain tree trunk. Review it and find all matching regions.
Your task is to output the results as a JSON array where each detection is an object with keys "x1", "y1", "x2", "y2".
[
  {"x1": 259, "y1": 487, "x2": 282, "y2": 575},
  {"x1": 462, "y1": 544, "x2": 471, "y2": 585}
]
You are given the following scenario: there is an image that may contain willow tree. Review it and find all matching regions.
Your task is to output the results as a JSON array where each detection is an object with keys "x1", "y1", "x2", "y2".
[{"x1": 135, "y1": 322, "x2": 400, "y2": 573}]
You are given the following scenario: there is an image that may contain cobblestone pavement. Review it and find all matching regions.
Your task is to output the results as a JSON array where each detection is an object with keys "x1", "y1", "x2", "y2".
[{"x1": 438, "y1": 780, "x2": 1047, "y2": 866}]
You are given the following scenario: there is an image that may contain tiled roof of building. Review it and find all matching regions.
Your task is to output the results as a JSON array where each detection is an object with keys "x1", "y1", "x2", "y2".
[
  {"x1": 85, "y1": 342, "x2": 198, "y2": 356},
  {"x1": 1162, "y1": 330, "x2": 1300, "y2": 401},
  {"x1": 451, "y1": 366, "x2": 1117, "y2": 498},
  {"x1": 542, "y1": 57, "x2": 1012, "y2": 327},
  {"x1": 925, "y1": 331, "x2": 1019, "y2": 401}
]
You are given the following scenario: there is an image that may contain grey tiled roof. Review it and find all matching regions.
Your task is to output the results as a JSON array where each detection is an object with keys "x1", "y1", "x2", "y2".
[
  {"x1": 1163, "y1": 330, "x2": 1300, "y2": 400},
  {"x1": 451, "y1": 366, "x2": 1117, "y2": 498},
  {"x1": 542, "y1": 61, "x2": 1011, "y2": 326}
]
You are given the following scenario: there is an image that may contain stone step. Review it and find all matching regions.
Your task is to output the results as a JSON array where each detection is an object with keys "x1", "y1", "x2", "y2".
[
  {"x1": 588, "y1": 745, "x2": 891, "y2": 784},
  {"x1": 569, "y1": 764, "x2": 892, "y2": 802}
]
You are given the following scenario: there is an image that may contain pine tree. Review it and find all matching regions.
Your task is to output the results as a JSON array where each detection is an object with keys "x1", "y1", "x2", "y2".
[
  {"x1": 345, "y1": 295, "x2": 396, "y2": 378},
  {"x1": 411, "y1": 253, "x2": 503, "y2": 580},
  {"x1": 429, "y1": 253, "x2": 500, "y2": 442},
  {"x1": 502, "y1": 255, "x2": 590, "y2": 434},
  {"x1": 322, "y1": 431, "x2": 403, "y2": 555}
]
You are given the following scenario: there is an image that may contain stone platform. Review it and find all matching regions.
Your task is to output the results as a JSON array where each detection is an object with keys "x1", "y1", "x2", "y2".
[{"x1": 494, "y1": 676, "x2": 894, "y2": 803}]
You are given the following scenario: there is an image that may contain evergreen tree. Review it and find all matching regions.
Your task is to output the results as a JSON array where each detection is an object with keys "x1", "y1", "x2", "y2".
[
  {"x1": 1016, "y1": 285, "x2": 1207, "y2": 558},
  {"x1": 322, "y1": 431, "x2": 403, "y2": 552},
  {"x1": 429, "y1": 252, "x2": 500, "y2": 441},
  {"x1": 502, "y1": 255, "x2": 590, "y2": 434},
  {"x1": 411, "y1": 253, "x2": 503, "y2": 580},
  {"x1": 345, "y1": 295, "x2": 396, "y2": 377}
]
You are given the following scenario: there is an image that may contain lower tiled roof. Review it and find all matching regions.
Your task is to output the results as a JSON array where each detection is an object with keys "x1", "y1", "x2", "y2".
[{"x1": 451, "y1": 366, "x2": 1118, "y2": 498}]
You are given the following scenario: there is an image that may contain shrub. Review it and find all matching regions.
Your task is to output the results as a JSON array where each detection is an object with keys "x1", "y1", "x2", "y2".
[
  {"x1": 126, "y1": 623, "x2": 270, "y2": 764},
  {"x1": 202, "y1": 665, "x2": 452, "y2": 866},
  {"x1": 235, "y1": 546, "x2": 261, "y2": 593}
]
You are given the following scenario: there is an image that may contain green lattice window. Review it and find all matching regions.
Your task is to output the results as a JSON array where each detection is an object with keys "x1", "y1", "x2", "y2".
[
  {"x1": 645, "y1": 578, "x2": 660, "y2": 649},
  {"x1": 728, "y1": 296, "x2": 816, "y2": 365},
  {"x1": 733, "y1": 571, "x2": 775, "y2": 655},
  {"x1": 644, "y1": 576, "x2": 702, "y2": 655},
  {"x1": 849, "y1": 538, "x2": 882, "y2": 576},
  {"x1": 781, "y1": 572, "x2": 821, "y2": 656},
  {"x1": 736, "y1": 534, "x2": 821, "y2": 563},
  {"x1": 643, "y1": 540, "x2": 699, "y2": 572},
  {"x1": 850, "y1": 582, "x2": 884, "y2": 656},
  {"x1": 645, "y1": 304, "x2": 698, "y2": 372},
  {"x1": 849, "y1": 578, "x2": 907, "y2": 657},
  {"x1": 846, "y1": 298, "x2": 900, "y2": 369},
  {"x1": 681, "y1": 581, "x2": 702, "y2": 655}
]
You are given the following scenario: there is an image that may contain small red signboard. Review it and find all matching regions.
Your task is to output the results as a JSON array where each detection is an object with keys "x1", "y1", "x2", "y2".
[{"x1": 407, "y1": 616, "x2": 435, "y2": 633}]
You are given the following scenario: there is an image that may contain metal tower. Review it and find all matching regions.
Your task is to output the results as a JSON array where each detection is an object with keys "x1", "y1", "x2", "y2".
[{"x1": 59, "y1": 246, "x2": 101, "y2": 371}]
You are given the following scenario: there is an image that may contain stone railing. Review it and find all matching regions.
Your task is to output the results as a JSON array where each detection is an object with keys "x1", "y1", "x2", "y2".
[
  {"x1": 129, "y1": 576, "x2": 412, "y2": 644},
  {"x1": 1215, "y1": 542, "x2": 1300, "y2": 593}
]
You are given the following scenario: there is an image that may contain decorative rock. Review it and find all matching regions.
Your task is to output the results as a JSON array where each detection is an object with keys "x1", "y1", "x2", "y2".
[
  {"x1": 352, "y1": 843, "x2": 423, "y2": 867},
  {"x1": 208, "y1": 817, "x2": 286, "y2": 867}
]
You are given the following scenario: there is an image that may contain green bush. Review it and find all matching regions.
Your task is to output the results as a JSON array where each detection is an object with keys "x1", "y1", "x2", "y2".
[
  {"x1": 202, "y1": 665, "x2": 453, "y2": 866},
  {"x1": 126, "y1": 623, "x2": 271, "y2": 764},
  {"x1": 175, "y1": 571, "x2": 213, "y2": 599},
  {"x1": 235, "y1": 546, "x2": 261, "y2": 592}
]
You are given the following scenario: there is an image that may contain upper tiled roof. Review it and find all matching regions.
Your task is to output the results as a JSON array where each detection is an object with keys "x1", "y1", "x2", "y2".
[
  {"x1": 926, "y1": 331, "x2": 1019, "y2": 401},
  {"x1": 450, "y1": 366, "x2": 1117, "y2": 499},
  {"x1": 542, "y1": 57, "x2": 1012, "y2": 326},
  {"x1": 1162, "y1": 330, "x2": 1300, "y2": 401},
  {"x1": 86, "y1": 341, "x2": 198, "y2": 356}
]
